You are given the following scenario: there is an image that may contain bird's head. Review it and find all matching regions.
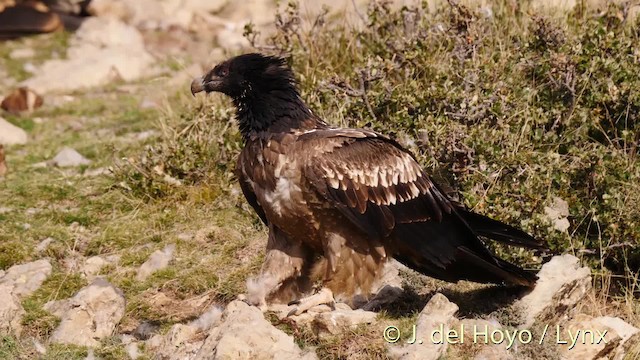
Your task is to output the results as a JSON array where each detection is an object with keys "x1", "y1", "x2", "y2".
[{"x1": 190, "y1": 53, "x2": 297, "y2": 100}]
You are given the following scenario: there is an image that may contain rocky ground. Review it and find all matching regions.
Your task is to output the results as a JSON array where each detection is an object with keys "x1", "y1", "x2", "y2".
[{"x1": 1, "y1": 0, "x2": 639, "y2": 359}]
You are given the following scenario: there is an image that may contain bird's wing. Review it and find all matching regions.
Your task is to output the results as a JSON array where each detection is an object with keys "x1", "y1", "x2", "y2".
[
  {"x1": 301, "y1": 128, "x2": 539, "y2": 286},
  {"x1": 237, "y1": 155, "x2": 268, "y2": 225},
  {"x1": 301, "y1": 128, "x2": 455, "y2": 237}
]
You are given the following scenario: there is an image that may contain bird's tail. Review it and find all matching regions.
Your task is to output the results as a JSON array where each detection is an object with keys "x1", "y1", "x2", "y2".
[
  {"x1": 459, "y1": 209, "x2": 546, "y2": 250},
  {"x1": 391, "y1": 209, "x2": 543, "y2": 288}
]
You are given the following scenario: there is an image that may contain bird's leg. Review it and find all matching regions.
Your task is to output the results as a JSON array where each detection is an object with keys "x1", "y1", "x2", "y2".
[
  {"x1": 243, "y1": 227, "x2": 306, "y2": 311},
  {"x1": 287, "y1": 287, "x2": 335, "y2": 316}
]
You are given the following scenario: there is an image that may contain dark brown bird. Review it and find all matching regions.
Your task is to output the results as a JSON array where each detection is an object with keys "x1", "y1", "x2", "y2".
[{"x1": 191, "y1": 53, "x2": 547, "y2": 314}]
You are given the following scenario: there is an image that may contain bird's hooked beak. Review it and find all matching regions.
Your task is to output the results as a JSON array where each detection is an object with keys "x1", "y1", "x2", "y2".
[
  {"x1": 190, "y1": 77, "x2": 205, "y2": 96},
  {"x1": 190, "y1": 75, "x2": 223, "y2": 96}
]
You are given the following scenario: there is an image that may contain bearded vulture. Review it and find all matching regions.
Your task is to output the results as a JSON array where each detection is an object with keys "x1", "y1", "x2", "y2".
[{"x1": 191, "y1": 53, "x2": 546, "y2": 314}]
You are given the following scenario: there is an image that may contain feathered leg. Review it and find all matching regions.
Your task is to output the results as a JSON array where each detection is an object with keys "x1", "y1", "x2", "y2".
[{"x1": 244, "y1": 225, "x2": 309, "y2": 309}]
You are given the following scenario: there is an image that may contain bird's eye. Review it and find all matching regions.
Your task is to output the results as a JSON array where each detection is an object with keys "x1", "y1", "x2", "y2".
[{"x1": 218, "y1": 67, "x2": 229, "y2": 77}]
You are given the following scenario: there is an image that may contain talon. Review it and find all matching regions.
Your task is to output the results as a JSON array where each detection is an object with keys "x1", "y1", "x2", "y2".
[
  {"x1": 287, "y1": 299, "x2": 300, "y2": 306},
  {"x1": 285, "y1": 288, "x2": 335, "y2": 317}
]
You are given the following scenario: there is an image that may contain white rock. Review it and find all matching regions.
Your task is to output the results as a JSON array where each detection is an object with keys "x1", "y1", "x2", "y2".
[
  {"x1": 82, "y1": 256, "x2": 109, "y2": 279},
  {"x1": 85, "y1": 349, "x2": 96, "y2": 360},
  {"x1": 110, "y1": 0, "x2": 229, "y2": 29},
  {"x1": 558, "y1": 314, "x2": 633, "y2": 360},
  {"x1": 544, "y1": 197, "x2": 570, "y2": 232},
  {"x1": 516, "y1": 254, "x2": 591, "y2": 327},
  {"x1": 0, "y1": 259, "x2": 52, "y2": 298},
  {"x1": 86, "y1": 0, "x2": 133, "y2": 21},
  {"x1": 136, "y1": 244, "x2": 176, "y2": 281},
  {"x1": 49, "y1": 278, "x2": 126, "y2": 347},
  {"x1": 195, "y1": 300, "x2": 317, "y2": 360},
  {"x1": 313, "y1": 309, "x2": 378, "y2": 336},
  {"x1": 9, "y1": 48, "x2": 36, "y2": 59},
  {"x1": 21, "y1": 18, "x2": 155, "y2": 94},
  {"x1": 147, "y1": 323, "x2": 202, "y2": 360},
  {"x1": 0, "y1": 284, "x2": 25, "y2": 335},
  {"x1": 32, "y1": 338, "x2": 47, "y2": 354},
  {"x1": 125, "y1": 342, "x2": 141, "y2": 359},
  {"x1": 596, "y1": 316, "x2": 639, "y2": 360},
  {"x1": 388, "y1": 293, "x2": 458, "y2": 360},
  {"x1": 36, "y1": 237, "x2": 55, "y2": 252},
  {"x1": 73, "y1": 17, "x2": 145, "y2": 49},
  {"x1": 83, "y1": 167, "x2": 110, "y2": 177},
  {"x1": 50, "y1": 147, "x2": 91, "y2": 167},
  {"x1": 0, "y1": 117, "x2": 28, "y2": 145}
]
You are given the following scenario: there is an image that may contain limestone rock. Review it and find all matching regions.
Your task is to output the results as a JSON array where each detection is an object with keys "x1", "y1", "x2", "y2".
[
  {"x1": 21, "y1": 17, "x2": 155, "y2": 94},
  {"x1": 147, "y1": 323, "x2": 203, "y2": 360},
  {"x1": 9, "y1": 48, "x2": 35, "y2": 59},
  {"x1": 0, "y1": 259, "x2": 52, "y2": 298},
  {"x1": 557, "y1": 314, "x2": 639, "y2": 360},
  {"x1": 195, "y1": 300, "x2": 317, "y2": 360},
  {"x1": 0, "y1": 284, "x2": 25, "y2": 335},
  {"x1": 136, "y1": 243, "x2": 176, "y2": 281},
  {"x1": 50, "y1": 147, "x2": 91, "y2": 167},
  {"x1": 35, "y1": 237, "x2": 55, "y2": 252},
  {"x1": 544, "y1": 196, "x2": 570, "y2": 232},
  {"x1": 49, "y1": 279, "x2": 126, "y2": 347},
  {"x1": 388, "y1": 293, "x2": 459, "y2": 360},
  {"x1": 0, "y1": 117, "x2": 28, "y2": 145},
  {"x1": 81, "y1": 256, "x2": 109, "y2": 279},
  {"x1": 516, "y1": 255, "x2": 591, "y2": 327},
  {"x1": 92, "y1": 0, "x2": 229, "y2": 30},
  {"x1": 313, "y1": 309, "x2": 378, "y2": 336}
]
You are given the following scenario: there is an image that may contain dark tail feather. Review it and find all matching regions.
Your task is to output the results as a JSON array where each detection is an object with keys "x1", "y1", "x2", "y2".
[
  {"x1": 391, "y1": 216, "x2": 539, "y2": 288},
  {"x1": 456, "y1": 247, "x2": 538, "y2": 287},
  {"x1": 460, "y1": 209, "x2": 547, "y2": 250}
]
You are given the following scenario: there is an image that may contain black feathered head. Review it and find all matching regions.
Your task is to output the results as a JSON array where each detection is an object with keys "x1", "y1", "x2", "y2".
[{"x1": 191, "y1": 53, "x2": 298, "y2": 99}]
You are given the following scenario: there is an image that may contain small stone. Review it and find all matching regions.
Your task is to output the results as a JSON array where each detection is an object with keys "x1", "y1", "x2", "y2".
[
  {"x1": 146, "y1": 323, "x2": 201, "y2": 360},
  {"x1": 0, "y1": 285, "x2": 25, "y2": 335},
  {"x1": 81, "y1": 256, "x2": 109, "y2": 279},
  {"x1": 125, "y1": 342, "x2": 140, "y2": 359},
  {"x1": 0, "y1": 117, "x2": 28, "y2": 145},
  {"x1": 32, "y1": 338, "x2": 46, "y2": 354},
  {"x1": 9, "y1": 48, "x2": 36, "y2": 59},
  {"x1": 388, "y1": 293, "x2": 458, "y2": 360},
  {"x1": 544, "y1": 197, "x2": 570, "y2": 232},
  {"x1": 558, "y1": 314, "x2": 623, "y2": 360},
  {"x1": 36, "y1": 237, "x2": 54, "y2": 252},
  {"x1": 194, "y1": 300, "x2": 317, "y2": 359},
  {"x1": 136, "y1": 243, "x2": 176, "y2": 281},
  {"x1": 49, "y1": 279, "x2": 126, "y2": 347},
  {"x1": 312, "y1": 309, "x2": 378, "y2": 336},
  {"x1": 139, "y1": 98, "x2": 159, "y2": 109},
  {"x1": 0, "y1": 259, "x2": 52, "y2": 298},
  {"x1": 50, "y1": 147, "x2": 91, "y2": 167},
  {"x1": 516, "y1": 254, "x2": 591, "y2": 327},
  {"x1": 83, "y1": 167, "x2": 110, "y2": 177}
]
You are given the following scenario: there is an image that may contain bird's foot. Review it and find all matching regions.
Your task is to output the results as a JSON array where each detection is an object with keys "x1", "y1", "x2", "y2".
[{"x1": 286, "y1": 288, "x2": 335, "y2": 317}]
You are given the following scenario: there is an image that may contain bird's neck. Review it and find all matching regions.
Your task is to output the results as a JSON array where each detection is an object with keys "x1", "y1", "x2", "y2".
[{"x1": 234, "y1": 89, "x2": 323, "y2": 140}]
